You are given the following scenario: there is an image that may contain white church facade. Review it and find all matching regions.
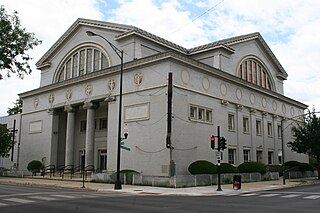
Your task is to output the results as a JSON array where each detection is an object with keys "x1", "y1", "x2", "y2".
[{"x1": 2, "y1": 18, "x2": 308, "y2": 176}]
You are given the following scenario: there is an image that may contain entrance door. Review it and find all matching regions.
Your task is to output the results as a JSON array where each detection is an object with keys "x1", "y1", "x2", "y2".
[{"x1": 98, "y1": 149, "x2": 107, "y2": 172}]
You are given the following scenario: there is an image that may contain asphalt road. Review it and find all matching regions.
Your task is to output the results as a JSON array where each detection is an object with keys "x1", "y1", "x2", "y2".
[{"x1": 1, "y1": 183, "x2": 319, "y2": 213}]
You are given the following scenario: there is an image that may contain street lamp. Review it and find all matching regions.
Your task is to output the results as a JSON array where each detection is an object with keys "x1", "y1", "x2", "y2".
[{"x1": 86, "y1": 30, "x2": 124, "y2": 190}]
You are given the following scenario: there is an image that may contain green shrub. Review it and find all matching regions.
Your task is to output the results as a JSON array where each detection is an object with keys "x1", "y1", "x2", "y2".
[
  {"x1": 238, "y1": 162, "x2": 266, "y2": 174},
  {"x1": 285, "y1": 161, "x2": 315, "y2": 171},
  {"x1": 219, "y1": 163, "x2": 238, "y2": 173},
  {"x1": 188, "y1": 160, "x2": 217, "y2": 174},
  {"x1": 27, "y1": 160, "x2": 43, "y2": 175}
]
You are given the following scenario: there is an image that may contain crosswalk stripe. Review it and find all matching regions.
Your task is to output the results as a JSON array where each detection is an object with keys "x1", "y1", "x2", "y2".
[
  {"x1": 28, "y1": 196, "x2": 58, "y2": 201},
  {"x1": 0, "y1": 202, "x2": 8, "y2": 206},
  {"x1": 303, "y1": 195, "x2": 320, "y2": 200},
  {"x1": 281, "y1": 194, "x2": 300, "y2": 198},
  {"x1": 241, "y1": 193, "x2": 258, "y2": 197},
  {"x1": 4, "y1": 198, "x2": 35, "y2": 204},
  {"x1": 50, "y1": 194, "x2": 78, "y2": 199},
  {"x1": 260, "y1": 194, "x2": 280, "y2": 197}
]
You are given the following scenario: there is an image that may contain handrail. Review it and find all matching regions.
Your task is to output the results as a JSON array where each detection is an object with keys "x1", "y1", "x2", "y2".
[
  {"x1": 83, "y1": 165, "x2": 94, "y2": 180},
  {"x1": 41, "y1": 165, "x2": 55, "y2": 178},
  {"x1": 61, "y1": 165, "x2": 74, "y2": 179}
]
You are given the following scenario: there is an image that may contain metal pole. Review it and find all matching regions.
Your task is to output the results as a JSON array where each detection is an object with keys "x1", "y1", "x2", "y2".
[
  {"x1": 114, "y1": 51, "x2": 124, "y2": 190},
  {"x1": 281, "y1": 119, "x2": 286, "y2": 185},
  {"x1": 217, "y1": 126, "x2": 222, "y2": 191}
]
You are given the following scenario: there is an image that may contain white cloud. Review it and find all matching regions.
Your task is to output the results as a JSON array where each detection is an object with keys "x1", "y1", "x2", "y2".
[{"x1": 0, "y1": 0, "x2": 104, "y2": 116}]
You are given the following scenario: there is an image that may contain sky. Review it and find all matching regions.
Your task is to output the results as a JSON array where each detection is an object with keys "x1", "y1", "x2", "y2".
[{"x1": 0, "y1": 0, "x2": 320, "y2": 116}]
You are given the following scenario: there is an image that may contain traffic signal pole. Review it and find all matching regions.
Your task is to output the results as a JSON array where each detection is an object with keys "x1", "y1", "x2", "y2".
[{"x1": 217, "y1": 126, "x2": 222, "y2": 191}]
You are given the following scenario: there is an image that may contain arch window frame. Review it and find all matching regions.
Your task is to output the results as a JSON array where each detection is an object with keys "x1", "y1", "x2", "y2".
[
  {"x1": 237, "y1": 57, "x2": 274, "y2": 91},
  {"x1": 54, "y1": 44, "x2": 110, "y2": 83}
]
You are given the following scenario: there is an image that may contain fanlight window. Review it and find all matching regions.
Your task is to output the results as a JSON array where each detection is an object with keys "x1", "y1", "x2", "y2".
[
  {"x1": 238, "y1": 58, "x2": 273, "y2": 91},
  {"x1": 56, "y1": 47, "x2": 109, "y2": 82}
]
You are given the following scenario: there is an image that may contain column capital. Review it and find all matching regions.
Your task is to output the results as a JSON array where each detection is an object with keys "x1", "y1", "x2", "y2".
[
  {"x1": 83, "y1": 101, "x2": 99, "y2": 110},
  {"x1": 64, "y1": 105, "x2": 78, "y2": 113}
]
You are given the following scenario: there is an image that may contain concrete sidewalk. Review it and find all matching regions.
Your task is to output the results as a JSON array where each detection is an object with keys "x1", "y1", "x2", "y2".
[{"x1": 0, "y1": 176, "x2": 314, "y2": 196}]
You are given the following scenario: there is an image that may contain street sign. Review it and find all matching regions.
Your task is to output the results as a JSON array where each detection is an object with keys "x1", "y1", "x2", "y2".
[{"x1": 120, "y1": 146, "x2": 131, "y2": 151}]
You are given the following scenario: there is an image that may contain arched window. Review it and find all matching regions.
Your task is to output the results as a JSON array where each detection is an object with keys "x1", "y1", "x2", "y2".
[
  {"x1": 55, "y1": 46, "x2": 109, "y2": 82},
  {"x1": 237, "y1": 58, "x2": 273, "y2": 91}
]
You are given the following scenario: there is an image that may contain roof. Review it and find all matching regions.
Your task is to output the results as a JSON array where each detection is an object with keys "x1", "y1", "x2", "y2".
[{"x1": 36, "y1": 18, "x2": 287, "y2": 78}]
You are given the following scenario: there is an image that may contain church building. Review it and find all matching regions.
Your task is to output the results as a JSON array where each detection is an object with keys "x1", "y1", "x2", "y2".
[{"x1": 14, "y1": 18, "x2": 308, "y2": 176}]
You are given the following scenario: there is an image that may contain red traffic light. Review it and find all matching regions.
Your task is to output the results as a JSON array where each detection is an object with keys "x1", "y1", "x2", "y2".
[{"x1": 210, "y1": 135, "x2": 215, "y2": 149}]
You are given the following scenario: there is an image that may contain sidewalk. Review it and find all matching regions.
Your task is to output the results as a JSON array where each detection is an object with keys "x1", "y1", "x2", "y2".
[{"x1": 0, "y1": 176, "x2": 315, "y2": 196}]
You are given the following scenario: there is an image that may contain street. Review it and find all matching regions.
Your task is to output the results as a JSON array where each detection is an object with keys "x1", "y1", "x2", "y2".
[{"x1": 0, "y1": 183, "x2": 319, "y2": 212}]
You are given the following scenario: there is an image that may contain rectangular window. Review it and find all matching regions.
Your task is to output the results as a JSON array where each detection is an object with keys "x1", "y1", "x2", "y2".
[
  {"x1": 228, "y1": 149, "x2": 236, "y2": 164},
  {"x1": 243, "y1": 150, "x2": 250, "y2": 162},
  {"x1": 243, "y1": 117, "x2": 249, "y2": 133},
  {"x1": 72, "y1": 53, "x2": 79, "y2": 77},
  {"x1": 87, "y1": 49, "x2": 93, "y2": 73},
  {"x1": 94, "y1": 50, "x2": 100, "y2": 71},
  {"x1": 267, "y1": 122, "x2": 273, "y2": 137},
  {"x1": 80, "y1": 120, "x2": 86, "y2": 132},
  {"x1": 198, "y1": 108, "x2": 205, "y2": 121},
  {"x1": 228, "y1": 114, "x2": 235, "y2": 131},
  {"x1": 79, "y1": 50, "x2": 85, "y2": 76},
  {"x1": 256, "y1": 151, "x2": 263, "y2": 163},
  {"x1": 206, "y1": 110, "x2": 212, "y2": 122},
  {"x1": 190, "y1": 105, "x2": 197, "y2": 120},
  {"x1": 98, "y1": 149, "x2": 107, "y2": 171},
  {"x1": 278, "y1": 125, "x2": 282, "y2": 138},
  {"x1": 256, "y1": 120, "x2": 261, "y2": 135},
  {"x1": 99, "y1": 118, "x2": 107, "y2": 130},
  {"x1": 268, "y1": 151, "x2": 273, "y2": 165},
  {"x1": 189, "y1": 105, "x2": 212, "y2": 123}
]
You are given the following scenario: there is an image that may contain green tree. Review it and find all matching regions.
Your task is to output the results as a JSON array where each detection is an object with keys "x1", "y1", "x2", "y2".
[
  {"x1": 0, "y1": 5, "x2": 41, "y2": 79},
  {"x1": 288, "y1": 112, "x2": 320, "y2": 179},
  {"x1": 0, "y1": 123, "x2": 12, "y2": 157},
  {"x1": 7, "y1": 98, "x2": 22, "y2": 115}
]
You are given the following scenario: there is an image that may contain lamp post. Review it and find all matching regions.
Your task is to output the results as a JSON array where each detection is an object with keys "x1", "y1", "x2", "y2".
[{"x1": 86, "y1": 31, "x2": 124, "y2": 190}]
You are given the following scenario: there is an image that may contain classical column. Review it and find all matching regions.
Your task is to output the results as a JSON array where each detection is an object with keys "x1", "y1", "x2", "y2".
[
  {"x1": 83, "y1": 102, "x2": 99, "y2": 168},
  {"x1": 64, "y1": 105, "x2": 77, "y2": 167}
]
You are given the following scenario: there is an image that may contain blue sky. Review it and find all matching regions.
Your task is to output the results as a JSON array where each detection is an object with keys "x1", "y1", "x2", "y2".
[{"x1": 1, "y1": 0, "x2": 320, "y2": 116}]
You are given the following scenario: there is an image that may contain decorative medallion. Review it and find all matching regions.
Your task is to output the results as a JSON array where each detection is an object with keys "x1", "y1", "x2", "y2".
[
  {"x1": 272, "y1": 100, "x2": 277, "y2": 111},
  {"x1": 220, "y1": 83, "x2": 227, "y2": 96},
  {"x1": 282, "y1": 104, "x2": 287, "y2": 114},
  {"x1": 33, "y1": 97, "x2": 39, "y2": 109},
  {"x1": 250, "y1": 93, "x2": 255, "y2": 105},
  {"x1": 48, "y1": 93, "x2": 55, "y2": 105},
  {"x1": 134, "y1": 72, "x2": 143, "y2": 85},
  {"x1": 202, "y1": 77, "x2": 210, "y2": 90},
  {"x1": 85, "y1": 84, "x2": 93, "y2": 97},
  {"x1": 181, "y1": 70, "x2": 190, "y2": 84},
  {"x1": 236, "y1": 89, "x2": 242, "y2": 100},
  {"x1": 262, "y1": 98, "x2": 267, "y2": 108},
  {"x1": 108, "y1": 79, "x2": 115, "y2": 91},
  {"x1": 66, "y1": 89, "x2": 72, "y2": 101},
  {"x1": 290, "y1": 107, "x2": 294, "y2": 116}
]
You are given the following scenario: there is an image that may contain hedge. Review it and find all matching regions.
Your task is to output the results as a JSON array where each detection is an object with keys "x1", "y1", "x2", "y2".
[
  {"x1": 238, "y1": 162, "x2": 266, "y2": 174},
  {"x1": 188, "y1": 160, "x2": 217, "y2": 174}
]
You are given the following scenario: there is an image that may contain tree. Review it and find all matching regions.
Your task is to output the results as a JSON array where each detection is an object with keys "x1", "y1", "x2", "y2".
[
  {"x1": 7, "y1": 98, "x2": 22, "y2": 115},
  {"x1": 0, "y1": 123, "x2": 12, "y2": 157},
  {"x1": 0, "y1": 5, "x2": 41, "y2": 80},
  {"x1": 288, "y1": 112, "x2": 320, "y2": 179}
]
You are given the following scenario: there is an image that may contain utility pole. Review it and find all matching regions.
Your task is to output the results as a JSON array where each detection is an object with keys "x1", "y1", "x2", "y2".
[
  {"x1": 166, "y1": 72, "x2": 175, "y2": 176},
  {"x1": 217, "y1": 125, "x2": 222, "y2": 191}
]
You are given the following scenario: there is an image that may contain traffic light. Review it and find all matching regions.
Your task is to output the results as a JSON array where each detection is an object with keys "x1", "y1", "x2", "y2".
[
  {"x1": 219, "y1": 137, "x2": 227, "y2": 150},
  {"x1": 210, "y1": 135, "x2": 215, "y2": 149}
]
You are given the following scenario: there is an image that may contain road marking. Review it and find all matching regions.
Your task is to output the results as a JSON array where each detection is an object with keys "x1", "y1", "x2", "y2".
[
  {"x1": 281, "y1": 194, "x2": 300, "y2": 198},
  {"x1": 4, "y1": 198, "x2": 35, "y2": 204},
  {"x1": 28, "y1": 196, "x2": 58, "y2": 201},
  {"x1": 303, "y1": 195, "x2": 320, "y2": 200},
  {"x1": 0, "y1": 202, "x2": 8, "y2": 207},
  {"x1": 50, "y1": 194, "x2": 78, "y2": 199},
  {"x1": 241, "y1": 193, "x2": 258, "y2": 197},
  {"x1": 74, "y1": 194, "x2": 99, "y2": 198},
  {"x1": 260, "y1": 194, "x2": 280, "y2": 197}
]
